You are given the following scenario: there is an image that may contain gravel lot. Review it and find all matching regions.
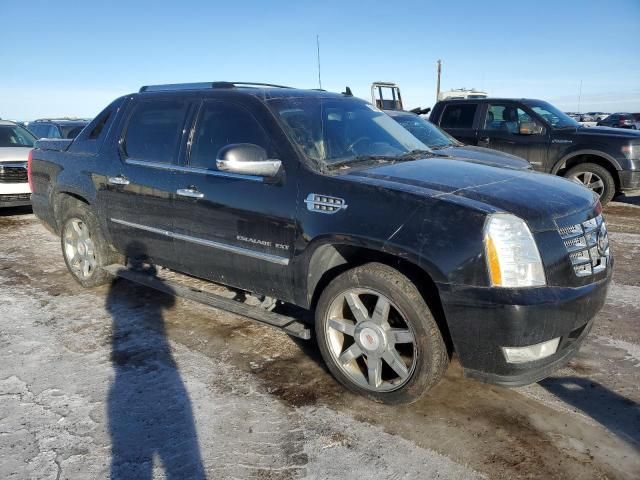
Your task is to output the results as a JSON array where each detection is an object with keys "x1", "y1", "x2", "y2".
[{"x1": 1, "y1": 197, "x2": 639, "y2": 479}]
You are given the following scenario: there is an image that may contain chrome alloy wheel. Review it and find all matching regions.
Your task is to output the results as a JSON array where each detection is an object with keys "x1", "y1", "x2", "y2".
[
  {"x1": 63, "y1": 218, "x2": 97, "y2": 279},
  {"x1": 569, "y1": 171, "x2": 605, "y2": 197},
  {"x1": 325, "y1": 288, "x2": 417, "y2": 392}
]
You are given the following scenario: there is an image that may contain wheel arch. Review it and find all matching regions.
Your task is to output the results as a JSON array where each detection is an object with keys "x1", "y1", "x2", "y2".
[
  {"x1": 52, "y1": 190, "x2": 92, "y2": 233},
  {"x1": 304, "y1": 240, "x2": 453, "y2": 354},
  {"x1": 552, "y1": 150, "x2": 621, "y2": 191}
]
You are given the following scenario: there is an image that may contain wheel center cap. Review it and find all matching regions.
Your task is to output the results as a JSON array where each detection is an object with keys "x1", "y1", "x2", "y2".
[
  {"x1": 78, "y1": 243, "x2": 86, "y2": 255},
  {"x1": 358, "y1": 327, "x2": 381, "y2": 352}
]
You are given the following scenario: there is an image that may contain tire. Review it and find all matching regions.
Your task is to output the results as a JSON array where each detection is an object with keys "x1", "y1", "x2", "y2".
[
  {"x1": 315, "y1": 262, "x2": 449, "y2": 404},
  {"x1": 564, "y1": 162, "x2": 616, "y2": 206},
  {"x1": 59, "y1": 200, "x2": 120, "y2": 288}
]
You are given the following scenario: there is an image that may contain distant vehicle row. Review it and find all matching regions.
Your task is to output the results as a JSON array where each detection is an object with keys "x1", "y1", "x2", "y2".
[{"x1": 27, "y1": 118, "x2": 90, "y2": 139}]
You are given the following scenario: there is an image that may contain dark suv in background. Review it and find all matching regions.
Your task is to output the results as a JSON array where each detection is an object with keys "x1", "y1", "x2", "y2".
[
  {"x1": 430, "y1": 98, "x2": 640, "y2": 204},
  {"x1": 596, "y1": 113, "x2": 637, "y2": 130},
  {"x1": 28, "y1": 118, "x2": 90, "y2": 139}
]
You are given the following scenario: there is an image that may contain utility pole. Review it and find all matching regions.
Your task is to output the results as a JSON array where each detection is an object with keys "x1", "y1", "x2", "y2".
[
  {"x1": 316, "y1": 34, "x2": 322, "y2": 90},
  {"x1": 436, "y1": 59, "x2": 442, "y2": 102},
  {"x1": 577, "y1": 79, "x2": 583, "y2": 113}
]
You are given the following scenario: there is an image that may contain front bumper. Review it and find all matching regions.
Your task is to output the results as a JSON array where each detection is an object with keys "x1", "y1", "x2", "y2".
[
  {"x1": 0, "y1": 182, "x2": 31, "y2": 208},
  {"x1": 437, "y1": 264, "x2": 612, "y2": 387}
]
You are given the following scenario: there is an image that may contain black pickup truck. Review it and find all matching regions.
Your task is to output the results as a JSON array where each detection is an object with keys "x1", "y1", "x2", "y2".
[
  {"x1": 430, "y1": 98, "x2": 640, "y2": 204},
  {"x1": 29, "y1": 82, "x2": 612, "y2": 404}
]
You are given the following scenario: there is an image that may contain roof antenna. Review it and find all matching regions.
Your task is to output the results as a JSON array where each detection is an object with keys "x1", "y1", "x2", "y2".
[
  {"x1": 316, "y1": 34, "x2": 322, "y2": 90},
  {"x1": 342, "y1": 86, "x2": 353, "y2": 96}
]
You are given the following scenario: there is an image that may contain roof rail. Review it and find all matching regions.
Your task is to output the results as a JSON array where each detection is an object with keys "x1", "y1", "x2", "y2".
[{"x1": 139, "y1": 81, "x2": 291, "y2": 93}]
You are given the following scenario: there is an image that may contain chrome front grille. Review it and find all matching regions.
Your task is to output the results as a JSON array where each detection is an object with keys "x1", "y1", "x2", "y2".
[
  {"x1": 558, "y1": 214, "x2": 610, "y2": 277},
  {"x1": 0, "y1": 163, "x2": 28, "y2": 184}
]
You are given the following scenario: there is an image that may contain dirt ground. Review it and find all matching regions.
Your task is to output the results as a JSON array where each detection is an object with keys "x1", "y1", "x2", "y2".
[{"x1": 0, "y1": 197, "x2": 639, "y2": 479}]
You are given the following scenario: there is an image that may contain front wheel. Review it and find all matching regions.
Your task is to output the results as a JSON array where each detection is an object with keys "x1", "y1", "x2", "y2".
[
  {"x1": 315, "y1": 263, "x2": 449, "y2": 404},
  {"x1": 564, "y1": 162, "x2": 616, "y2": 205}
]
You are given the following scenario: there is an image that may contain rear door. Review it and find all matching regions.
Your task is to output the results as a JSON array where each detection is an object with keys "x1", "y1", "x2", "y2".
[
  {"x1": 437, "y1": 102, "x2": 480, "y2": 144},
  {"x1": 103, "y1": 96, "x2": 193, "y2": 267},
  {"x1": 477, "y1": 102, "x2": 549, "y2": 171},
  {"x1": 171, "y1": 99, "x2": 298, "y2": 299}
]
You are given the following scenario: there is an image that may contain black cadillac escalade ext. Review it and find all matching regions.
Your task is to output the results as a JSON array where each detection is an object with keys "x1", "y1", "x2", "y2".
[
  {"x1": 430, "y1": 98, "x2": 640, "y2": 204},
  {"x1": 29, "y1": 82, "x2": 612, "y2": 404}
]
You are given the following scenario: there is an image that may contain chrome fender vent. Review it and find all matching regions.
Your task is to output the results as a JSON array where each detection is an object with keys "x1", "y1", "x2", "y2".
[{"x1": 304, "y1": 194, "x2": 348, "y2": 214}]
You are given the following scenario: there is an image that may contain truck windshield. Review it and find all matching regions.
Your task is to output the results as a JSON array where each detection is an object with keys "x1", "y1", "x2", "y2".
[
  {"x1": 392, "y1": 114, "x2": 461, "y2": 149},
  {"x1": 0, "y1": 124, "x2": 37, "y2": 148},
  {"x1": 524, "y1": 100, "x2": 579, "y2": 129},
  {"x1": 266, "y1": 96, "x2": 430, "y2": 168}
]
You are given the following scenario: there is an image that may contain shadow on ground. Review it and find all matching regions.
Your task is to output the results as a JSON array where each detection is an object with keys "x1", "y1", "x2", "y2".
[
  {"x1": 541, "y1": 376, "x2": 640, "y2": 447},
  {"x1": 106, "y1": 245, "x2": 205, "y2": 479}
]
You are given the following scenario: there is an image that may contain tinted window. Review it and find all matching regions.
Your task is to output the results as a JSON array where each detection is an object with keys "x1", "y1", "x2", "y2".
[
  {"x1": 89, "y1": 111, "x2": 111, "y2": 139},
  {"x1": 124, "y1": 100, "x2": 188, "y2": 163},
  {"x1": 47, "y1": 125, "x2": 62, "y2": 138},
  {"x1": 190, "y1": 102, "x2": 273, "y2": 169},
  {"x1": 440, "y1": 104, "x2": 477, "y2": 129}
]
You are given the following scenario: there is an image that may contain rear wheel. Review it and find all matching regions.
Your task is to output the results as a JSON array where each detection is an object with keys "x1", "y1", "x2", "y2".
[
  {"x1": 315, "y1": 263, "x2": 449, "y2": 404},
  {"x1": 565, "y1": 162, "x2": 616, "y2": 205},
  {"x1": 60, "y1": 201, "x2": 120, "y2": 287}
]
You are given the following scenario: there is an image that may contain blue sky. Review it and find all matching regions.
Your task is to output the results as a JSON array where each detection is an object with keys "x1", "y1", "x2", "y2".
[{"x1": 2, "y1": 0, "x2": 639, "y2": 120}]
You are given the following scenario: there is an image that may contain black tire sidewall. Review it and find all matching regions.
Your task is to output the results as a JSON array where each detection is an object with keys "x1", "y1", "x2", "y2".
[
  {"x1": 565, "y1": 162, "x2": 616, "y2": 205},
  {"x1": 315, "y1": 263, "x2": 448, "y2": 404},
  {"x1": 60, "y1": 202, "x2": 114, "y2": 288}
]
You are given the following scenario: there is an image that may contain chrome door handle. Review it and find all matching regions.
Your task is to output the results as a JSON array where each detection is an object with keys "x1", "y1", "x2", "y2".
[
  {"x1": 107, "y1": 175, "x2": 130, "y2": 185},
  {"x1": 176, "y1": 188, "x2": 204, "y2": 199}
]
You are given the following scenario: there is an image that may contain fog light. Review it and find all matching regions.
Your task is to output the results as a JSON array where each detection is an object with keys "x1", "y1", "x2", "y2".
[{"x1": 502, "y1": 337, "x2": 560, "y2": 364}]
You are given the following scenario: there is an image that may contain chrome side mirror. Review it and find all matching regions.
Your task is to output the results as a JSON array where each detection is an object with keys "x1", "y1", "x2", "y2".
[{"x1": 216, "y1": 143, "x2": 281, "y2": 178}]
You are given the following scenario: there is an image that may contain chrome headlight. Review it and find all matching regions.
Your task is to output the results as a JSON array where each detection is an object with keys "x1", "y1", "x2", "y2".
[{"x1": 484, "y1": 213, "x2": 546, "y2": 287}]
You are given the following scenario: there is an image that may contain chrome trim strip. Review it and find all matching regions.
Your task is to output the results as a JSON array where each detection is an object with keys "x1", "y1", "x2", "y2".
[
  {"x1": 109, "y1": 218, "x2": 289, "y2": 265},
  {"x1": 125, "y1": 159, "x2": 264, "y2": 182}
]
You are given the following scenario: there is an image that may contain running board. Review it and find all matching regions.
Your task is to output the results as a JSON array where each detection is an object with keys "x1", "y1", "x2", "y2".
[{"x1": 103, "y1": 265, "x2": 311, "y2": 340}]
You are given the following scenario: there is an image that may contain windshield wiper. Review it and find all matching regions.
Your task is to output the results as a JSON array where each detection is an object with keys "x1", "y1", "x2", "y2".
[{"x1": 326, "y1": 149, "x2": 438, "y2": 170}]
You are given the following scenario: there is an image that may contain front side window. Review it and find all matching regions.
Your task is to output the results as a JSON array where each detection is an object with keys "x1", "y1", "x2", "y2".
[
  {"x1": 47, "y1": 125, "x2": 62, "y2": 138},
  {"x1": 123, "y1": 99, "x2": 188, "y2": 163},
  {"x1": 190, "y1": 102, "x2": 273, "y2": 169},
  {"x1": 266, "y1": 96, "x2": 427, "y2": 168},
  {"x1": 440, "y1": 104, "x2": 477, "y2": 129},
  {"x1": 0, "y1": 124, "x2": 37, "y2": 147},
  {"x1": 484, "y1": 104, "x2": 533, "y2": 133}
]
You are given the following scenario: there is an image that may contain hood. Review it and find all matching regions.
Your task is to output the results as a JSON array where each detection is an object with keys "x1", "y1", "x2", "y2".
[
  {"x1": 345, "y1": 157, "x2": 596, "y2": 231},
  {"x1": 439, "y1": 145, "x2": 531, "y2": 170},
  {"x1": 570, "y1": 125, "x2": 640, "y2": 140},
  {"x1": 0, "y1": 146, "x2": 31, "y2": 162}
]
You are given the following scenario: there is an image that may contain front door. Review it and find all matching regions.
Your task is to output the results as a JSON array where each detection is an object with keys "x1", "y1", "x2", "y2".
[
  {"x1": 171, "y1": 99, "x2": 298, "y2": 301},
  {"x1": 102, "y1": 97, "x2": 192, "y2": 267},
  {"x1": 477, "y1": 103, "x2": 549, "y2": 171}
]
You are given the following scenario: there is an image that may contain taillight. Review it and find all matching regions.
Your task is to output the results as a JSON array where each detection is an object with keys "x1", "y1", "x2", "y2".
[{"x1": 27, "y1": 149, "x2": 33, "y2": 192}]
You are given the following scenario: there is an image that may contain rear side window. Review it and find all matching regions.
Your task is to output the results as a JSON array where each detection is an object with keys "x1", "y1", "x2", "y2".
[
  {"x1": 123, "y1": 100, "x2": 188, "y2": 163},
  {"x1": 440, "y1": 104, "x2": 477, "y2": 129},
  {"x1": 189, "y1": 101, "x2": 273, "y2": 169},
  {"x1": 89, "y1": 111, "x2": 111, "y2": 139}
]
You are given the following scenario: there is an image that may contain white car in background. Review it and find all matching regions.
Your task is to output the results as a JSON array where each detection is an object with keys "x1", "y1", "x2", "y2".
[{"x1": 0, "y1": 120, "x2": 35, "y2": 208}]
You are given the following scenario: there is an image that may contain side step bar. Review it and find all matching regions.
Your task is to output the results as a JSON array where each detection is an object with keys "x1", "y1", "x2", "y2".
[{"x1": 103, "y1": 265, "x2": 311, "y2": 340}]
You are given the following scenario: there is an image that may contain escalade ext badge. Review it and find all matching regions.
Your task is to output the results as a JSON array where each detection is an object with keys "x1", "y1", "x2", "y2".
[{"x1": 304, "y1": 193, "x2": 348, "y2": 214}]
